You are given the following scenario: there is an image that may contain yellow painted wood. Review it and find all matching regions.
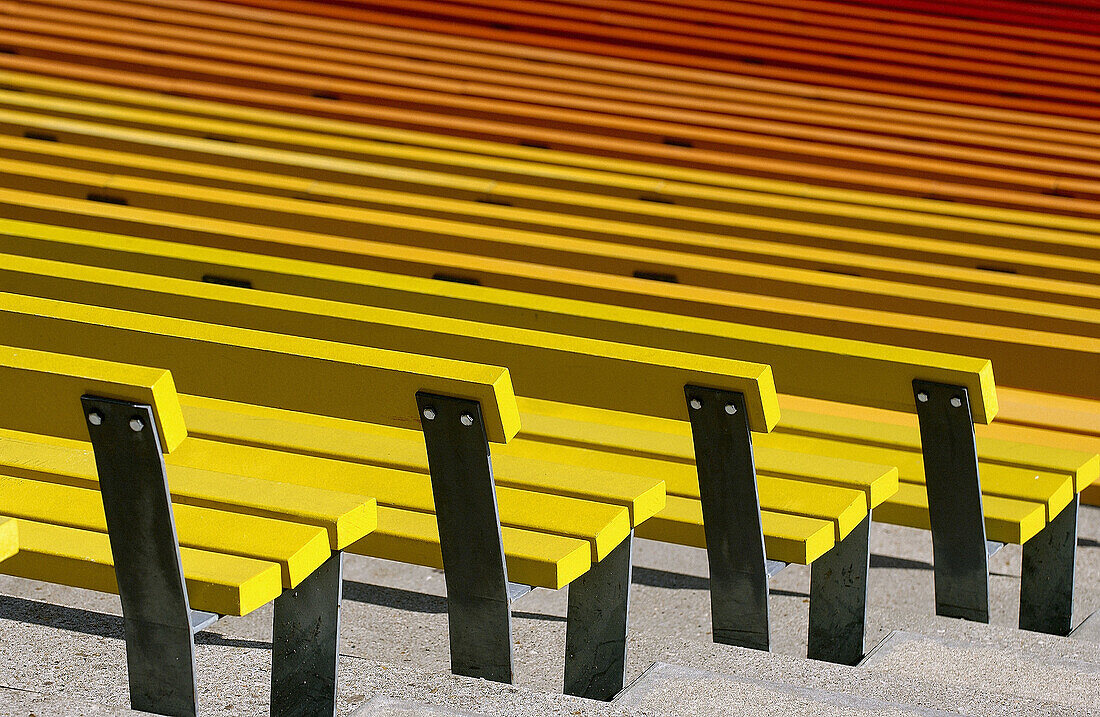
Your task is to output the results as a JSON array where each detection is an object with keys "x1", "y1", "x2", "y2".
[
  {"x1": 0, "y1": 519, "x2": 282, "y2": 615},
  {"x1": 2, "y1": 71, "x2": 1097, "y2": 242},
  {"x1": 0, "y1": 517, "x2": 16, "y2": 563},
  {"x1": 0, "y1": 428, "x2": 376, "y2": 550},
  {"x1": 0, "y1": 290, "x2": 520, "y2": 443},
  {"x1": 0, "y1": 474, "x2": 331, "y2": 588},
  {"x1": 165, "y1": 436, "x2": 630, "y2": 561},
  {"x1": 1084, "y1": 483, "x2": 1100, "y2": 507},
  {"x1": 0, "y1": 251, "x2": 779, "y2": 432},
  {"x1": 514, "y1": 396, "x2": 898, "y2": 506},
  {"x1": 635, "y1": 495, "x2": 836, "y2": 565},
  {"x1": 0, "y1": 344, "x2": 187, "y2": 452},
  {"x1": 351, "y1": 505, "x2": 591, "y2": 590},
  {"x1": 874, "y1": 482, "x2": 1047, "y2": 545},
  {"x1": 0, "y1": 217, "x2": 997, "y2": 422},
  {"x1": 774, "y1": 402, "x2": 1100, "y2": 494},
  {"x1": 178, "y1": 393, "x2": 665, "y2": 526},
  {"x1": 5, "y1": 130, "x2": 1097, "y2": 316}
]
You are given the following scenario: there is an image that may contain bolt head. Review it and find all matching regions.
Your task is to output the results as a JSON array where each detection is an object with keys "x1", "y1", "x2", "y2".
[
  {"x1": 689, "y1": 398, "x2": 702, "y2": 410},
  {"x1": 950, "y1": 397, "x2": 963, "y2": 408},
  {"x1": 916, "y1": 392, "x2": 929, "y2": 403},
  {"x1": 422, "y1": 407, "x2": 436, "y2": 421},
  {"x1": 460, "y1": 413, "x2": 474, "y2": 427},
  {"x1": 724, "y1": 403, "x2": 737, "y2": 415},
  {"x1": 129, "y1": 418, "x2": 144, "y2": 432},
  {"x1": 87, "y1": 412, "x2": 103, "y2": 426}
]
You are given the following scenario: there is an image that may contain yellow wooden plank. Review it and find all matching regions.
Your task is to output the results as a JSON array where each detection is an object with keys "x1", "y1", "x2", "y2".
[
  {"x1": 0, "y1": 519, "x2": 282, "y2": 615},
  {"x1": 0, "y1": 216, "x2": 998, "y2": 422},
  {"x1": 0, "y1": 474, "x2": 331, "y2": 588},
  {"x1": 179, "y1": 392, "x2": 666, "y2": 526},
  {"x1": 514, "y1": 396, "x2": 898, "y2": 507},
  {"x1": 1083, "y1": 482, "x2": 1100, "y2": 507},
  {"x1": 0, "y1": 517, "x2": 16, "y2": 564},
  {"x1": 351, "y1": 505, "x2": 591, "y2": 590},
  {"x1": 6, "y1": 132, "x2": 1097, "y2": 337},
  {"x1": 635, "y1": 495, "x2": 836, "y2": 565},
  {"x1": 0, "y1": 344, "x2": 187, "y2": 452},
  {"x1": 775, "y1": 402, "x2": 1100, "y2": 494},
  {"x1": 3, "y1": 71, "x2": 1098, "y2": 242},
  {"x1": 873, "y1": 482, "x2": 1047, "y2": 545},
  {"x1": 0, "y1": 427, "x2": 376, "y2": 550},
  {"x1": 0, "y1": 252, "x2": 779, "y2": 432},
  {"x1": 165, "y1": 435, "x2": 630, "y2": 561},
  {"x1": 0, "y1": 290, "x2": 520, "y2": 443}
]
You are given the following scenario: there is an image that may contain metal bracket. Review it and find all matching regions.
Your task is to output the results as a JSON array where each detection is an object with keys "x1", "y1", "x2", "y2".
[
  {"x1": 912, "y1": 380, "x2": 989, "y2": 623},
  {"x1": 506, "y1": 583, "x2": 533, "y2": 603},
  {"x1": 1020, "y1": 495, "x2": 1078, "y2": 636},
  {"x1": 416, "y1": 393, "x2": 513, "y2": 684},
  {"x1": 271, "y1": 551, "x2": 344, "y2": 716},
  {"x1": 808, "y1": 515, "x2": 870, "y2": 665},
  {"x1": 564, "y1": 531, "x2": 633, "y2": 701},
  {"x1": 82, "y1": 396, "x2": 198, "y2": 717},
  {"x1": 684, "y1": 386, "x2": 770, "y2": 651},
  {"x1": 189, "y1": 611, "x2": 220, "y2": 634}
]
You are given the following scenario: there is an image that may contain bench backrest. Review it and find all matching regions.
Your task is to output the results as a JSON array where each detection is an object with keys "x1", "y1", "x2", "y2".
[
  {"x1": 0, "y1": 261, "x2": 780, "y2": 432},
  {"x1": 0, "y1": 290, "x2": 521, "y2": 443},
  {"x1": 0, "y1": 344, "x2": 187, "y2": 452},
  {"x1": 0, "y1": 235, "x2": 987, "y2": 422}
]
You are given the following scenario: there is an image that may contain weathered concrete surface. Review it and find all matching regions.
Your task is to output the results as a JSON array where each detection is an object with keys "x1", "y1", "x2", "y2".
[
  {"x1": 613, "y1": 662, "x2": 959, "y2": 717},
  {"x1": 0, "y1": 686, "x2": 151, "y2": 716}
]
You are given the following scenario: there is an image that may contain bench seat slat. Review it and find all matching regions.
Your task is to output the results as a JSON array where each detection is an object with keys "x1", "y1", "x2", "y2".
[
  {"x1": 0, "y1": 474, "x2": 331, "y2": 588},
  {"x1": 635, "y1": 495, "x2": 835, "y2": 565},
  {"x1": 351, "y1": 505, "x2": 592, "y2": 590},
  {"x1": 0, "y1": 428, "x2": 377, "y2": 550},
  {"x1": 178, "y1": 394, "x2": 666, "y2": 526},
  {"x1": 874, "y1": 482, "x2": 1047, "y2": 545},
  {"x1": 0, "y1": 517, "x2": 16, "y2": 564},
  {"x1": 166, "y1": 437, "x2": 631, "y2": 562},
  {"x1": 0, "y1": 518, "x2": 283, "y2": 616}
]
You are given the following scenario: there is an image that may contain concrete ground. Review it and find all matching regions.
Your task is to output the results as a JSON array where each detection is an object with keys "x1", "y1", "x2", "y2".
[{"x1": 0, "y1": 506, "x2": 1097, "y2": 715}]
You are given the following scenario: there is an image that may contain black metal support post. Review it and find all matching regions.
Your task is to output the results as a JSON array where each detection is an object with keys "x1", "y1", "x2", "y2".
[
  {"x1": 82, "y1": 396, "x2": 198, "y2": 717},
  {"x1": 807, "y1": 515, "x2": 870, "y2": 665},
  {"x1": 912, "y1": 380, "x2": 989, "y2": 623},
  {"x1": 271, "y1": 551, "x2": 344, "y2": 716},
  {"x1": 684, "y1": 386, "x2": 770, "y2": 651},
  {"x1": 564, "y1": 531, "x2": 633, "y2": 701},
  {"x1": 416, "y1": 393, "x2": 513, "y2": 684},
  {"x1": 1020, "y1": 495, "x2": 1079, "y2": 636}
]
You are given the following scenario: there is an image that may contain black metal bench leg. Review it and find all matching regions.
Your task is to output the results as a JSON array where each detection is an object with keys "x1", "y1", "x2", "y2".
[
  {"x1": 685, "y1": 386, "x2": 770, "y2": 651},
  {"x1": 1020, "y1": 495, "x2": 1078, "y2": 636},
  {"x1": 271, "y1": 551, "x2": 344, "y2": 716},
  {"x1": 83, "y1": 396, "x2": 198, "y2": 717},
  {"x1": 417, "y1": 393, "x2": 514, "y2": 684},
  {"x1": 808, "y1": 515, "x2": 870, "y2": 665},
  {"x1": 912, "y1": 380, "x2": 989, "y2": 623},
  {"x1": 564, "y1": 531, "x2": 633, "y2": 701}
]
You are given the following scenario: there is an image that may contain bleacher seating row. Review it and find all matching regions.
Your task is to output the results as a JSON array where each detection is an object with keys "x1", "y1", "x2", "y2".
[{"x1": 0, "y1": 1, "x2": 1096, "y2": 715}]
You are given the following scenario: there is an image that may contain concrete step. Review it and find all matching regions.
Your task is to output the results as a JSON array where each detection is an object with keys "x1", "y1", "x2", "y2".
[
  {"x1": 350, "y1": 694, "x2": 486, "y2": 716},
  {"x1": 0, "y1": 687, "x2": 151, "y2": 716},
  {"x1": 859, "y1": 630, "x2": 1100, "y2": 712},
  {"x1": 613, "y1": 661, "x2": 959, "y2": 717}
]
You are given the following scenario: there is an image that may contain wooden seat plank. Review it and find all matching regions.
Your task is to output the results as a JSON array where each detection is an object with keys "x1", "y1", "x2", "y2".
[
  {"x1": 874, "y1": 482, "x2": 1047, "y2": 545},
  {"x1": 0, "y1": 518, "x2": 283, "y2": 615},
  {"x1": 0, "y1": 427, "x2": 376, "y2": 550},
  {"x1": 0, "y1": 517, "x2": 16, "y2": 563},
  {"x1": 635, "y1": 495, "x2": 836, "y2": 565},
  {"x1": 0, "y1": 474, "x2": 331, "y2": 588}
]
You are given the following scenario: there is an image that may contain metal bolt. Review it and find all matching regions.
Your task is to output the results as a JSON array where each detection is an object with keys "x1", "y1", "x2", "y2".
[
  {"x1": 129, "y1": 418, "x2": 144, "y2": 432},
  {"x1": 916, "y1": 392, "x2": 929, "y2": 403},
  {"x1": 422, "y1": 407, "x2": 436, "y2": 421},
  {"x1": 950, "y1": 397, "x2": 963, "y2": 408},
  {"x1": 87, "y1": 412, "x2": 103, "y2": 426},
  {"x1": 724, "y1": 403, "x2": 737, "y2": 415},
  {"x1": 460, "y1": 413, "x2": 474, "y2": 427},
  {"x1": 689, "y1": 398, "x2": 702, "y2": 410}
]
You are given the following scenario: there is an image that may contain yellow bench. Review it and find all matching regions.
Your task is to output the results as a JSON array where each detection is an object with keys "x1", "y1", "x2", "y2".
[
  {"x1": 0, "y1": 268, "x2": 902, "y2": 665},
  {"x1": 0, "y1": 516, "x2": 16, "y2": 564},
  {"x1": 0, "y1": 345, "x2": 378, "y2": 716},
  {"x1": 1, "y1": 221, "x2": 1090, "y2": 637}
]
